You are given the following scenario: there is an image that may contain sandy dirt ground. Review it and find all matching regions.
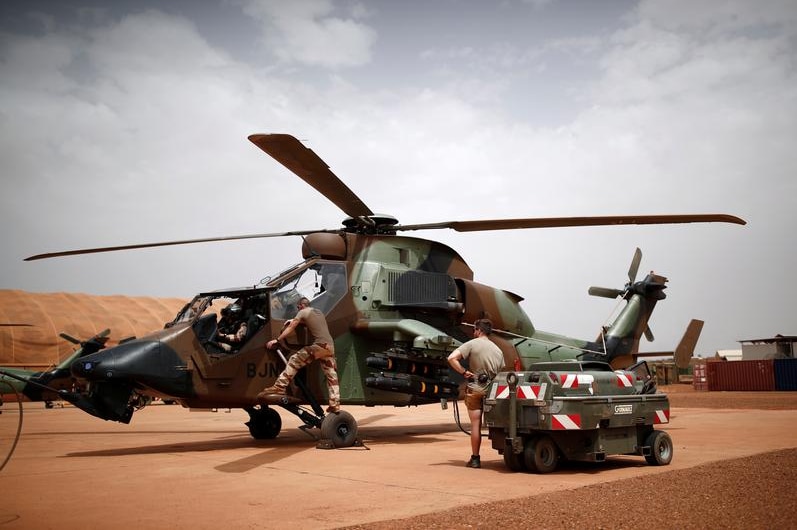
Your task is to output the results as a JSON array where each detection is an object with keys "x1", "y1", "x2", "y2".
[{"x1": 1, "y1": 385, "x2": 797, "y2": 529}]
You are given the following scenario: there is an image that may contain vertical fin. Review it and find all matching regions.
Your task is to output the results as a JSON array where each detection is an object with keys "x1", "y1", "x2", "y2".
[{"x1": 675, "y1": 319, "x2": 704, "y2": 369}]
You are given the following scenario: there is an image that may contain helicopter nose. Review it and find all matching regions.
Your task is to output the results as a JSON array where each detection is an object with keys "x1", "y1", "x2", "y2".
[{"x1": 72, "y1": 340, "x2": 160, "y2": 381}]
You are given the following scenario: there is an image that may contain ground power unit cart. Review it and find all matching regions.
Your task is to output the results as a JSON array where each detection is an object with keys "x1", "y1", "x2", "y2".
[{"x1": 484, "y1": 361, "x2": 673, "y2": 473}]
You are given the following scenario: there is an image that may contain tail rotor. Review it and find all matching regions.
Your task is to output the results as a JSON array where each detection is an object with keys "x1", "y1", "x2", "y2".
[
  {"x1": 589, "y1": 248, "x2": 665, "y2": 345},
  {"x1": 588, "y1": 247, "x2": 642, "y2": 300}
]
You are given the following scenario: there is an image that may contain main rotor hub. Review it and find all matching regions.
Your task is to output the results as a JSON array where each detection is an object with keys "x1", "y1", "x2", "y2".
[{"x1": 342, "y1": 214, "x2": 399, "y2": 235}]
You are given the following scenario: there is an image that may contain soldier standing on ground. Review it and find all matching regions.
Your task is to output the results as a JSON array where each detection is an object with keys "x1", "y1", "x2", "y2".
[{"x1": 447, "y1": 318, "x2": 505, "y2": 468}]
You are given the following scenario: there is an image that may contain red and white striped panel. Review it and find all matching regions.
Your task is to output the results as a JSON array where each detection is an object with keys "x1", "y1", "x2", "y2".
[
  {"x1": 517, "y1": 383, "x2": 546, "y2": 400},
  {"x1": 493, "y1": 383, "x2": 547, "y2": 400},
  {"x1": 559, "y1": 373, "x2": 594, "y2": 389},
  {"x1": 654, "y1": 409, "x2": 670, "y2": 424},
  {"x1": 614, "y1": 370, "x2": 634, "y2": 387},
  {"x1": 493, "y1": 385, "x2": 509, "y2": 399},
  {"x1": 551, "y1": 413, "x2": 582, "y2": 430}
]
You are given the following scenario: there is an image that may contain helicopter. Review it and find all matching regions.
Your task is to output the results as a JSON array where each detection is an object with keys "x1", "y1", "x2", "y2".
[
  {"x1": 0, "y1": 329, "x2": 110, "y2": 409},
  {"x1": 23, "y1": 133, "x2": 745, "y2": 447}
]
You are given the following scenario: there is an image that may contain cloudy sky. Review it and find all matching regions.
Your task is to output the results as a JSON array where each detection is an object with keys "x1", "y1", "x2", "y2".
[{"x1": 1, "y1": 0, "x2": 795, "y2": 356}]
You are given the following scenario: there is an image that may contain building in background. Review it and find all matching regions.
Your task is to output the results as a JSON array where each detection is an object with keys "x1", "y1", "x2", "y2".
[{"x1": 739, "y1": 335, "x2": 796, "y2": 360}]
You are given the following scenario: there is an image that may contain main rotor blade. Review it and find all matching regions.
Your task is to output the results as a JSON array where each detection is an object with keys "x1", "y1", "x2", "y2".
[
  {"x1": 395, "y1": 214, "x2": 746, "y2": 232},
  {"x1": 23, "y1": 229, "x2": 336, "y2": 261},
  {"x1": 248, "y1": 134, "x2": 374, "y2": 219},
  {"x1": 59, "y1": 332, "x2": 81, "y2": 344}
]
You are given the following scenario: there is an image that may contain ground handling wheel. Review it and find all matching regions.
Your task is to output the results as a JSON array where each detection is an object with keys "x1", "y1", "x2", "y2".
[{"x1": 320, "y1": 410, "x2": 358, "y2": 448}]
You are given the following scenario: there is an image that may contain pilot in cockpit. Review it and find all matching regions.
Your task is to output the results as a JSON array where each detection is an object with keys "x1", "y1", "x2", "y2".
[{"x1": 216, "y1": 302, "x2": 248, "y2": 352}]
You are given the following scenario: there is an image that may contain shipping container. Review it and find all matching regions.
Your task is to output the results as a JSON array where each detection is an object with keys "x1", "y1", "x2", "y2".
[
  {"x1": 774, "y1": 358, "x2": 797, "y2": 391},
  {"x1": 692, "y1": 362, "x2": 708, "y2": 391},
  {"x1": 706, "y1": 359, "x2": 775, "y2": 391}
]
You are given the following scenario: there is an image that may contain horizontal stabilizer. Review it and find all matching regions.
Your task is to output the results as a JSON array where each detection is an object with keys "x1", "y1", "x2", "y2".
[{"x1": 634, "y1": 319, "x2": 704, "y2": 369}]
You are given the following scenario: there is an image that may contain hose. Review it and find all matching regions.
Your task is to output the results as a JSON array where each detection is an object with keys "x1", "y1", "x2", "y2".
[{"x1": 0, "y1": 379, "x2": 24, "y2": 472}]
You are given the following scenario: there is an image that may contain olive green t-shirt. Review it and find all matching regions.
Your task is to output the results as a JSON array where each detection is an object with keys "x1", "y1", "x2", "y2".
[
  {"x1": 459, "y1": 336, "x2": 504, "y2": 392},
  {"x1": 297, "y1": 307, "x2": 334, "y2": 349}
]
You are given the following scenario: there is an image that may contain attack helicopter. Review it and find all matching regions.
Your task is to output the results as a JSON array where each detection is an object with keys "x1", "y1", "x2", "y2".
[
  {"x1": 0, "y1": 329, "x2": 110, "y2": 408},
  {"x1": 24, "y1": 133, "x2": 745, "y2": 447}
]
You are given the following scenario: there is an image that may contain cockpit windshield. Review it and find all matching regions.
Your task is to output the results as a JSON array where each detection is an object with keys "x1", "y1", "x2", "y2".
[
  {"x1": 171, "y1": 296, "x2": 214, "y2": 326},
  {"x1": 270, "y1": 262, "x2": 346, "y2": 320},
  {"x1": 167, "y1": 289, "x2": 271, "y2": 354}
]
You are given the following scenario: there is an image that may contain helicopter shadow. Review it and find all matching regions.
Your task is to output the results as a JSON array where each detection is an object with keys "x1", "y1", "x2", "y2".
[
  {"x1": 64, "y1": 434, "x2": 328, "y2": 474},
  {"x1": 354, "y1": 418, "x2": 463, "y2": 445},
  {"x1": 64, "y1": 432, "x2": 316, "y2": 464},
  {"x1": 59, "y1": 418, "x2": 465, "y2": 474},
  {"x1": 28, "y1": 429, "x2": 239, "y2": 438}
]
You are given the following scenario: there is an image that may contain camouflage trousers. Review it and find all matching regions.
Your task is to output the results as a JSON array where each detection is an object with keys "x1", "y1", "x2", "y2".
[{"x1": 274, "y1": 344, "x2": 340, "y2": 408}]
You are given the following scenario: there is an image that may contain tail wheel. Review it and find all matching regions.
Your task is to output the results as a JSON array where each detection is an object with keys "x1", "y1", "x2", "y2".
[
  {"x1": 644, "y1": 430, "x2": 673, "y2": 466},
  {"x1": 523, "y1": 435, "x2": 559, "y2": 474},
  {"x1": 320, "y1": 410, "x2": 358, "y2": 448}
]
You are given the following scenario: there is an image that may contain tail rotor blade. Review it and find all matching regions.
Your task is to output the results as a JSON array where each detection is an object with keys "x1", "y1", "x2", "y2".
[
  {"x1": 589, "y1": 286, "x2": 624, "y2": 299},
  {"x1": 628, "y1": 247, "x2": 642, "y2": 284}
]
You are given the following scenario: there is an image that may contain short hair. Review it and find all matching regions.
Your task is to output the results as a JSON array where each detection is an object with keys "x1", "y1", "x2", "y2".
[
  {"x1": 474, "y1": 318, "x2": 493, "y2": 335},
  {"x1": 298, "y1": 297, "x2": 311, "y2": 306}
]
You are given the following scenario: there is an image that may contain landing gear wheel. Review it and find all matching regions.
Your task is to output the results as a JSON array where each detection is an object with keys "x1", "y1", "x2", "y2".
[
  {"x1": 523, "y1": 435, "x2": 559, "y2": 474},
  {"x1": 246, "y1": 406, "x2": 282, "y2": 440},
  {"x1": 320, "y1": 410, "x2": 358, "y2": 448},
  {"x1": 644, "y1": 430, "x2": 673, "y2": 466}
]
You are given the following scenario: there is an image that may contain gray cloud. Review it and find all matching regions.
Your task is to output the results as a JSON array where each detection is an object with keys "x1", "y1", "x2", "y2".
[
  {"x1": 0, "y1": 0, "x2": 794, "y2": 356},
  {"x1": 240, "y1": 0, "x2": 377, "y2": 67}
]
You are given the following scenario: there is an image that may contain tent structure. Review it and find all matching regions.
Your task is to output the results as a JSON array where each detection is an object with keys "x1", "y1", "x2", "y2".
[{"x1": 0, "y1": 290, "x2": 187, "y2": 369}]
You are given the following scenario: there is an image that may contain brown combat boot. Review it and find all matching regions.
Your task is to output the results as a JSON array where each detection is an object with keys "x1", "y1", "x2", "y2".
[{"x1": 256, "y1": 385, "x2": 286, "y2": 401}]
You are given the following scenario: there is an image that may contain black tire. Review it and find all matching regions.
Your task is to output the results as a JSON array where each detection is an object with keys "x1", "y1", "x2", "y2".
[
  {"x1": 523, "y1": 435, "x2": 559, "y2": 474},
  {"x1": 320, "y1": 410, "x2": 358, "y2": 448},
  {"x1": 503, "y1": 444, "x2": 527, "y2": 472},
  {"x1": 644, "y1": 430, "x2": 673, "y2": 466},
  {"x1": 246, "y1": 407, "x2": 282, "y2": 440}
]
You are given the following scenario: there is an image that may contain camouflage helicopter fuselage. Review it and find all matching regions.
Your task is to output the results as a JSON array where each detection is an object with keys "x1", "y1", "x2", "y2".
[
  {"x1": 26, "y1": 132, "x2": 741, "y2": 443},
  {"x1": 69, "y1": 230, "x2": 664, "y2": 424}
]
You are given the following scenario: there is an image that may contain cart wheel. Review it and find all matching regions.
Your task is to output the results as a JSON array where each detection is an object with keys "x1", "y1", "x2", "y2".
[
  {"x1": 644, "y1": 430, "x2": 673, "y2": 466},
  {"x1": 524, "y1": 435, "x2": 559, "y2": 474},
  {"x1": 503, "y1": 444, "x2": 527, "y2": 472}
]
